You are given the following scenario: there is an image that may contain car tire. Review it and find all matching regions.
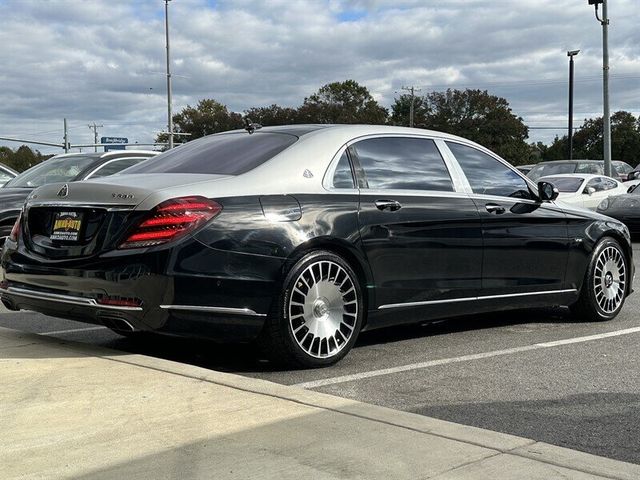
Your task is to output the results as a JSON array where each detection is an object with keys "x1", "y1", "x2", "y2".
[
  {"x1": 570, "y1": 237, "x2": 628, "y2": 322},
  {"x1": 259, "y1": 250, "x2": 364, "y2": 368}
]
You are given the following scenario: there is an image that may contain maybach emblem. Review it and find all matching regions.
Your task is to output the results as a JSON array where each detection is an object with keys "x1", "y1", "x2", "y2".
[{"x1": 57, "y1": 184, "x2": 69, "y2": 197}]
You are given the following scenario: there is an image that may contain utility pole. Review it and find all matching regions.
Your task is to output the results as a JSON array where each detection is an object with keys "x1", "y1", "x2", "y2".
[
  {"x1": 567, "y1": 50, "x2": 580, "y2": 160},
  {"x1": 589, "y1": 0, "x2": 611, "y2": 176},
  {"x1": 401, "y1": 85, "x2": 421, "y2": 128},
  {"x1": 165, "y1": 0, "x2": 174, "y2": 149},
  {"x1": 88, "y1": 122, "x2": 103, "y2": 152},
  {"x1": 63, "y1": 118, "x2": 69, "y2": 153}
]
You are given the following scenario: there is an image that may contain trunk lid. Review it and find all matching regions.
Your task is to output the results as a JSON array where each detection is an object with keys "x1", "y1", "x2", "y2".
[{"x1": 22, "y1": 174, "x2": 222, "y2": 259}]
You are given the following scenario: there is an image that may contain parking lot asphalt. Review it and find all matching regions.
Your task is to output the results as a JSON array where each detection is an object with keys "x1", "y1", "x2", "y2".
[{"x1": 2, "y1": 241, "x2": 639, "y2": 466}]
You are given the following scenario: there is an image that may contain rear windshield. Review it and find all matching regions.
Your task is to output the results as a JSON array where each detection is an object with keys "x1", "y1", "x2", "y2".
[
  {"x1": 4, "y1": 155, "x2": 96, "y2": 188},
  {"x1": 527, "y1": 163, "x2": 577, "y2": 181},
  {"x1": 543, "y1": 176, "x2": 583, "y2": 193},
  {"x1": 123, "y1": 132, "x2": 298, "y2": 175}
]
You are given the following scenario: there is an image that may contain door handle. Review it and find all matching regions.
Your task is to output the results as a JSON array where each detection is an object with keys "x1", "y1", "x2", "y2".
[
  {"x1": 485, "y1": 203, "x2": 506, "y2": 214},
  {"x1": 375, "y1": 200, "x2": 402, "y2": 211}
]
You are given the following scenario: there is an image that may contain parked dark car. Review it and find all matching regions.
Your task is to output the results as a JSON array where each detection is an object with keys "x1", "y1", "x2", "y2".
[
  {"x1": 0, "y1": 162, "x2": 18, "y2": 186},
  {"x1": 0, "y1": 126, "x2": 633, "y2": 367},
  {"x1": 597, "y1": 184, "x2": 640, "y2": 235},
  {"x1": 527, "y1": 159, "x2": 633, "y2": 183},
  {"x1": 0, "y1": 150, "x2": 158, "y2": 242}
]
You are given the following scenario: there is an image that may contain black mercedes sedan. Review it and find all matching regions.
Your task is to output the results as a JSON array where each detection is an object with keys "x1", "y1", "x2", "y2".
[
  {"x1": 0, "y1": 150, "x2": 158, "y2": 242},
  {"x1": 0, "y1": 125, "x2": 634, "y2": 367}
]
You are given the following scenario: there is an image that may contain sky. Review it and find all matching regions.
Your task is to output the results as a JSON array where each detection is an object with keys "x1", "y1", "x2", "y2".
[{"x1": 0, "y1": 0, "x2": 638, "y2": 155}]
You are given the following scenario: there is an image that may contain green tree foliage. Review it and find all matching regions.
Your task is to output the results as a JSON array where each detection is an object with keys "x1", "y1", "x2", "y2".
[
  {"x1": 296, "y1": 80, "x2": 388, "y2": 124},
  {"x1": 389, "y1": 94, "x2": 429, "y2": 127},
  {"x1": 0, "y1": 145, "x2": 50, "y2": 172},
  {"x1": 420, "y1": 89, "x2": 530, "y2": 165},
  {"x1": 244, "y1": 104, "x2": 298, "y2": 126},
  {"x1": 155, "y1": 99, "x2": 244, "y2": 145},
  {"x1": 543, "y1": 111, "x2": 640, "y2": 166}
]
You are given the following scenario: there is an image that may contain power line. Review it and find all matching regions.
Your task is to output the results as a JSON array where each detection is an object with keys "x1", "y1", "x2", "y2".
[{"x1": 88, "y1": 123, "x2": 104, "y2": 153}]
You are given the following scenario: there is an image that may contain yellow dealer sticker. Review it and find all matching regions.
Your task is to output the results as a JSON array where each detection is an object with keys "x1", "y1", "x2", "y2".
[{"x1": 51, "y1": 211, "x2": 83, "y2": 242}]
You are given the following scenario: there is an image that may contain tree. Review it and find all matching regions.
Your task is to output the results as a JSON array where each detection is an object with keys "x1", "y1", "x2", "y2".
[
  {"x1": 296, "y1": 80, "x2": 388, "y2": 124},
  {"x1": 543, "y1": 111, "x2": 640, "y2": 166},
  {"x1": 244, "y1": 104, "x2": 298, "y2": 126},
  {"x1": 389, "y1": 94, "x2": 429, "y2": 127},
  {"x1": 421, "y1": 89, "x2": 530, "y2": 165},
  {"x1": 0, "y1": 145, "x2": 49, "y2": 172},
  {"x1": 155, "y1": 99, "x2": 244, "y2": 145}
]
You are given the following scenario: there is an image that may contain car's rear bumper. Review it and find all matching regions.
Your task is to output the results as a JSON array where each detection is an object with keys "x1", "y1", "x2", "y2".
[
  {"x1": 0, "y1": 285, "x2": 267, "y2": 341},
  {"x1": 0, "y1": 242, "x2": 283, "y2": 342}
]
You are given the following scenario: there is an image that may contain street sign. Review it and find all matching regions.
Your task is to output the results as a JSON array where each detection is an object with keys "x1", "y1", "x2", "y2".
[{"x1": 101, "y1": 136, "x2": 128, "y2": 152}]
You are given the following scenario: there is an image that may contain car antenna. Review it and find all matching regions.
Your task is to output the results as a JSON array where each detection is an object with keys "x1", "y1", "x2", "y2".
[{"x1": 243, "y1": 117, "x2": 262, "y2": 134}]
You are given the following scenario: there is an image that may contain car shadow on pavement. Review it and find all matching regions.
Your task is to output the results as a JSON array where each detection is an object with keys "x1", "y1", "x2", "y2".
[{"x1": 92, "y1": 306, "x2": 580, "y2": 374}]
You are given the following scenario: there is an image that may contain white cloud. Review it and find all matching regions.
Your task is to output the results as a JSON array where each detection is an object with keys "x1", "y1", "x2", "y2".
[{"x1": 0, "y1": 0, "x2": 638, "y2": 154}]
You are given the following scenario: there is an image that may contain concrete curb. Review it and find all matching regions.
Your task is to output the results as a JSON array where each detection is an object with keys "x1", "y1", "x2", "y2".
[{"x1": 3, "y1": 327, "x2": 639, "y2": 479}]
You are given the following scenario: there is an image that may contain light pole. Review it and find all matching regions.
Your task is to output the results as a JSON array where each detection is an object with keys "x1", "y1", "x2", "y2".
[
  {"x1": 588, "y1": 0, "x2": 611, "y2": 176},
  {"x1": 165, "y1": 0, "x2": 174, "y2": 149},
  {"x1": 567, "y1": 50, "x2": 579, "y2": 160},
  {"x1": 401, "y1": 85, "x2": 421, "y2": 127}
]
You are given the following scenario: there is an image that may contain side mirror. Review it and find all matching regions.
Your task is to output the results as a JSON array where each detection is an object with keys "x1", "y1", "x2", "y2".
[
  {"x1": 538, "y1": 181, "x2": 559, "y2": 202},
  {"x1": 583, "y1": 186, "x2": 596, "y2": 195}
]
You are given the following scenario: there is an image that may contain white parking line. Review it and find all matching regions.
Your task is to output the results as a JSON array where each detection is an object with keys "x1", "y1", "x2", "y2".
[
  {"x1": 294, "y1": 326, "x2": 640, "y2": 389},
  {"x1": 40, "y1": 326, "x2": 108, "y2": 336}
]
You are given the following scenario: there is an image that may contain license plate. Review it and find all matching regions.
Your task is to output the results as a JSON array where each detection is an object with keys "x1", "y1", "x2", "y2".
[{"x1": 51, "y1": 211, "x2": 83, "y2": 241}]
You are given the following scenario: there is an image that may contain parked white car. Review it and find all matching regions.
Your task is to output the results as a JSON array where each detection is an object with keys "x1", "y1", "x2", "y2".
[{"x1": 539, "y1": 174, "x2": 629, "y2": 210}]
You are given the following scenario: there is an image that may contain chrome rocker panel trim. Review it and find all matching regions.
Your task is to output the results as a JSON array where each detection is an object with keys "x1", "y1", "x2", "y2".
[
  {"x1": 0, "y1": 286, "x2": 143, "y2": 311},
  {"x1": 159, "y1": 305, "x2": 267, "y2": 317},
  {"x1": 378, "y1": 289, "x2": 578, "y2": 310}
]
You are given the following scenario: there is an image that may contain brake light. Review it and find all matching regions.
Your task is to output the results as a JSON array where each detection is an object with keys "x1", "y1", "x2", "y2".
[
  {"x1": 118, "y1": 196, "x2": 222, "y2": 249},
  {"x1": 96, "y1": 296, "x2": 143, "y2": 308},
  {"x1": 8, "y1": 213, "x2": 21, "y2": 243}
]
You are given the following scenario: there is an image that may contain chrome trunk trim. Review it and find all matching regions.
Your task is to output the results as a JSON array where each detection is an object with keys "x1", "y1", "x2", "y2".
[
  {"x1": 378, "y1": 289, "x2": 578, "y2": 310},
  {"x1": 0, "y1": 287, "x2": 143, "y2": 311},
  {"x1": 159, "y1": 305, "x2": 266, "y2": 317}
]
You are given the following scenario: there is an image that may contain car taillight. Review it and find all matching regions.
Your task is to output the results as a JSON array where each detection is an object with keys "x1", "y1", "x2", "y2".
[
  {"x1": 8, "y1": 213, "x2": 21, "y2": 243},
  {"x1": 118, "y1": 196, "x2": 222, "y2": 249}
]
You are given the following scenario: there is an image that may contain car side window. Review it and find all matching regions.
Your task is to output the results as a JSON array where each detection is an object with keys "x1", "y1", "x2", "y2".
[
  {"x1": 331, "y1": 151, "x2": 355, "y2": 189},
  {"x1": 351, "y1": 137, "x2": 454, "y2": 191},
  {"x1": 586, "y1": 177, "x2": 605, "y2": 192},
  {"x1": 446, "y1": 142, "x2": 533, "y2": 199},
  {"x1": 602, "y1": 178, "x2": 618, "y2": 190}
]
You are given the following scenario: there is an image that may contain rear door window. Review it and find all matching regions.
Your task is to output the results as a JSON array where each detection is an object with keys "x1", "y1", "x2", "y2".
[
  {"x1": 331, "y1": 152, "x2": 355, "y2": 188},
  {"x1": 350, "y1": 137, "x2": 454, "y2": 192}
]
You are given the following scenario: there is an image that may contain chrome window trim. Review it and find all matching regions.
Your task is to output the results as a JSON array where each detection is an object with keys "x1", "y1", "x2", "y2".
[
  {"x1": 159, "y1": 305, "x2": 266, "y2": 317},
  {"x1": 434, "y1": 138, "x2": 472, "y2": 193},
  {"x1": 359, "y1": 187, "x2": 474, "y2": 200},
  {"x1": 1, "y1": 287, "x2": 143, "y2": 311},
  {"x1": 378, "y1": 289, "x2": 577, "y2": 310}
]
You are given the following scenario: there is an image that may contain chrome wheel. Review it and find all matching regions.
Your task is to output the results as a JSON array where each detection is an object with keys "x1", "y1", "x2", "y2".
[
  {"x1": 593, "y1": 245, "x2": 626, "y2": 314},
  {"x1": 288, "y1": 259, "x2": 359, "y2": 359}
]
